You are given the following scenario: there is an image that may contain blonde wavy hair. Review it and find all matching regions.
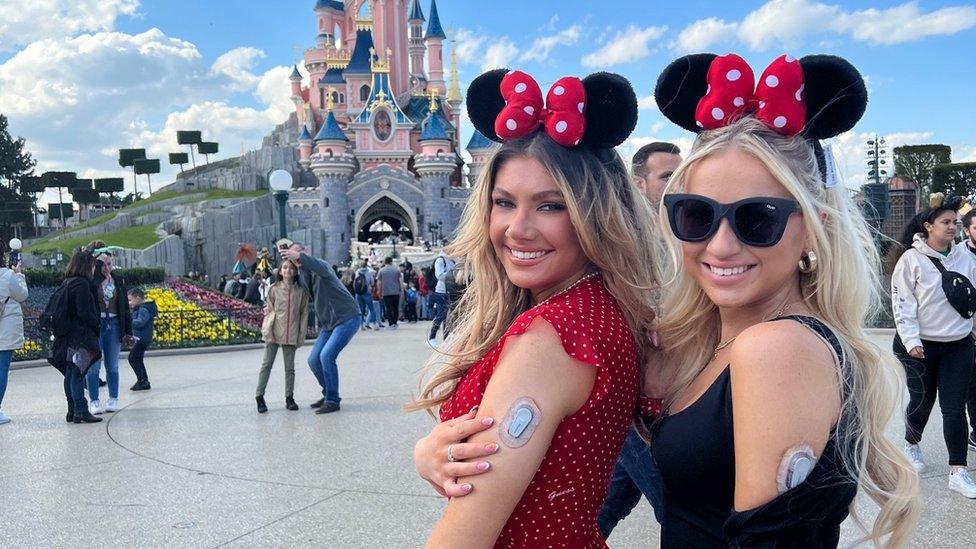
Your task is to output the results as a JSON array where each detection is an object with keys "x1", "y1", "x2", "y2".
[
  {"x1": 407, "y1": 132, "x2": 659, "y2": 413},
  {"x1": 657, "y1": 117, "x2": 918, "y2": 546}
]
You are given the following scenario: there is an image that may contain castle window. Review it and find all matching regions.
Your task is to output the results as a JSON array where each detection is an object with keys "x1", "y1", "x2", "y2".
[
  {"x1": 340, "y1": 93, "x2": 345, "y2": 103},
  {"x1": 324, "y1": 197, "x2": 330, "y2": 207},
  {"x1": 360, "y1": 85, "x2": 370, "y2": 101},
  {"x1": 341, "y1": 233, "x2": 345, "y2": 242}
]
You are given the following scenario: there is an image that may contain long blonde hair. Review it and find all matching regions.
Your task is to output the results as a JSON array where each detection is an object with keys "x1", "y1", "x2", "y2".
[
  {"x1": 657, "y1": 117, "x2": 918, "y2": 545},
  {"x1": 407, "y1": 132, "x2": 658, "y2": 413}
]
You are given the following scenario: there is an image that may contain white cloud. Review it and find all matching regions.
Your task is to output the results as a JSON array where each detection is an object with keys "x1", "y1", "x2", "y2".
[
  {"x1": 482, "y1": 38, "x2": 519, "y2": 72},
  {"x1": 453, "y1": 28, "x2": 486, "y2": 65},
  {"x1": 637, "y1": 95, "x2": 657, "y2": 110},
  {"x1": 581, "y1": 25, "x2": 667, "y2": 68},
  {"x1": 0, "y1": 28, "x2": 292, "y2": 195},
  {"x1": 830, "y1": 130, "x2": 935, "y2": 188},
  {"x1": 0, "y1": 0, "x2": 140, "y2": 52},
  {"x1": 674, "y1": 17, "x2": 738, "y2": 53},
  {"x1": 519, "y1": 25, "x2": 582, "y2": 63},
  {"x1": 958, "y1": 146, "x2": 976, "y2": 163},
  {"x1": 211, "y1": 47, "x2": 266, "y2": 91},
  {"x1": 676, "y1": 0, "x2": 976, "y2": 52}
]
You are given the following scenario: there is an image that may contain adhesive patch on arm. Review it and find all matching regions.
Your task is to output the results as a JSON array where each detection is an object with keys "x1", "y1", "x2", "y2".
[
  {"x1": 499, "y1": 397, "x2": 542, "y2": 448},
  {"x1": 776, "y1": 443, "x2": 817, "y2": 494}
]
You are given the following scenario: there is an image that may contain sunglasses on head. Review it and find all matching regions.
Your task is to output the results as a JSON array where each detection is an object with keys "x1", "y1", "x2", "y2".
[{"x1": 663, "y1": 194, "x2": 801, "y2": 247}]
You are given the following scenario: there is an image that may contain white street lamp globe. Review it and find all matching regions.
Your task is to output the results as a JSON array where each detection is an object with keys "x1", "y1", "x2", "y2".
[
  {"x1": 269, "y1": 170, "x2": 293, "y2": 192},
  {"x1": 9, "y1": 238, "x2": 22, "y2": 251}
]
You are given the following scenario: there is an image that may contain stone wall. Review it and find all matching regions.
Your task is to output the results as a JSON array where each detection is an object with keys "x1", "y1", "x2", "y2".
[{"x1": 113, "y1": 234, "x2": 185, "y2": 274}]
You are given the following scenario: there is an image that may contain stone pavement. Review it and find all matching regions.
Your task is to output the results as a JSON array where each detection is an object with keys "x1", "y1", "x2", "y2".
[{"x1": 0, "y1": 322, "x2": 974, "y2": 548}]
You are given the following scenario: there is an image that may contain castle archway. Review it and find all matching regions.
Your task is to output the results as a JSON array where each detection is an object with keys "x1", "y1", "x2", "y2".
[{"x1": 356, "y1": 194, "x2": 415, "y2": 244}]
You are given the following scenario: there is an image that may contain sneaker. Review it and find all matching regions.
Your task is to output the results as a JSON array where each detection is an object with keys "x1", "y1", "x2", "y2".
[
  {"x1": 256, "y1": 396, "x2": 268, "y2": 414},
  {"x1": 0, "y1": 411, "x2": 10, "y2": 425},
  {"x1": 948, "y1": 468, "x2": 976, "y2": 498},
  {"x1": 904, "y1": 443, "x2": 925, "y2": 473},
  {"x1": 389, "y1": 324, "x2": 398, "y2": 330},
  {"x1": 969, "y1": 432, "x2": 976, "y2": 453},
  {"x1": 105, "y1": 398, "x2": 119, "y2": 413},
  {"x1": 315, "y1": 401, "x2": 340, "y2": 414},
  {"x1": 90, "y1": 400, "x2": 103, "y2": 415}
]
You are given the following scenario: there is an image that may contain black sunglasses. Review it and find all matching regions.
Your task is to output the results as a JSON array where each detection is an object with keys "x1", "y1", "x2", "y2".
[{"x1": 663, "y1": 194, "x2": 801, "y2": 247}]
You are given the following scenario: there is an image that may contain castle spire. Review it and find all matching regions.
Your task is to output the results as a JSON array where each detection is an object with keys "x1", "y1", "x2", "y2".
[
  {"x1": 447, "y1": 40, "x2": 461, "y2": 103},
  {"x1": 425, "y1": 0, "x2": 446, "y2": 40},
  {"x1": 408, "y1": 0, "x2": 425, "y2": 21}
]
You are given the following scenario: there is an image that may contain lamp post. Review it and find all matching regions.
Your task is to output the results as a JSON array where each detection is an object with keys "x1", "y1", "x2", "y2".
[{"x1": 268, "y1": 170, "x2": 293, "y2": 240}]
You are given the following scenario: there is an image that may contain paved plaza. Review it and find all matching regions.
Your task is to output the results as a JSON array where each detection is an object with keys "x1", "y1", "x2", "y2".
[{"x1": 1, "y1": 323, "x2": 974, "y2": 548}]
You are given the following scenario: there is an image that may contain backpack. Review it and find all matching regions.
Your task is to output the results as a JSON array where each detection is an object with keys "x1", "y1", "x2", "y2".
[
  {"x1": 40, "y1": 280, "x2": 72, "y2": 337},
  {"x1": 438, "y1": 256, "x2": 457, "y2": 292},
  {"x1": 352, "y1": 270, "x2": 368, "y2": 295}
]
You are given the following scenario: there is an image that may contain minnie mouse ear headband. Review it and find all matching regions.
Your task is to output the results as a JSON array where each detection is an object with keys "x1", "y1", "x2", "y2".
[
  {"x1": 654, "y1": 53, "x2": 867, "y2": 185},
  {"x1": 467, "y1": 69, "x2": 639, "y2": 150},
  {"x1": 928, "y1": 192, "x2": 964, "y2": 211}
]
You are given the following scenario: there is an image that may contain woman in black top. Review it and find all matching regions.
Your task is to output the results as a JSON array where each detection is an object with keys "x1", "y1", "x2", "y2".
[
  {"x1": 49, "y1": 250, "x2": 103, "y2": 424},
  {"x1": 647, "y1": 54, "x2": 918, "y2": 546}
]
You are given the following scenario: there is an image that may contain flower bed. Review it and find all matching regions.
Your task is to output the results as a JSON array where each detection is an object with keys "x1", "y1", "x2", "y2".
[
  {"x1": 13, "y1": 339, "x2": 42, "y2": 361},
  {"x1": 165, "y1": 279, "x2": 264, "y2": 330},
  {"x1": 146, "y1": 288, "x2": 260, "y2": 348}
]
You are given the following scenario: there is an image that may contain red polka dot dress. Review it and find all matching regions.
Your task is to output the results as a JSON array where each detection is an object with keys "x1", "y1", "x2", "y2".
[{"x1": 440, "y1": 274, "x2": 640, "y2": 548}]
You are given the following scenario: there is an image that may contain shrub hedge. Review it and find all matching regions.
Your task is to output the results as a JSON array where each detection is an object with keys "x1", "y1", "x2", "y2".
[{"x1": 22, "y1": 266, "x2": 166, "y2": 287}]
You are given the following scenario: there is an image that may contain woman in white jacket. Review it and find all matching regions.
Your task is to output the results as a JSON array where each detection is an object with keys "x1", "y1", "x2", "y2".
[
  {"x1": 891, "y1": 194, "x2": 976, "y2": 498},
  {"x1": 0, "y1": 254, "x2": 29, "y2": 425}
]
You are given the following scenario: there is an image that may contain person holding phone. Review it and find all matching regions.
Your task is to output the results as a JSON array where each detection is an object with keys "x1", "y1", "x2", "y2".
[{"x1": 0, "y1": 251, "x2": 28, "y2": 425}]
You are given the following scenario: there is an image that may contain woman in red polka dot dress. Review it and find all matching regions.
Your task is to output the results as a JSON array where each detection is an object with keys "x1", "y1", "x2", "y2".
[{"x1": 407, "y1": 69, "x2": 657, "y2": 548}]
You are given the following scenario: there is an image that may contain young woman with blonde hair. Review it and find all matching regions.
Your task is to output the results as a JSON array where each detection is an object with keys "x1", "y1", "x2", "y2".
[
  {"x1": 646, "y1": 53, "x2": 918, "y2": 546},
  {"x1": 409, "y1": 69, "x2": 657, "y2": 547}
]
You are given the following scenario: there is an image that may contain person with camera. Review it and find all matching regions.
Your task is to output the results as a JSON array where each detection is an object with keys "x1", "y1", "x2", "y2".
[
  {"x1": 892, "y1": 193, "x2": 976, "y2": 498},
  {"x1": 84, "y1": 243, "x2": 133, "y2": 415},
  {"x1": 0, "y1": 249, "x2": 29, "y2": 425}
]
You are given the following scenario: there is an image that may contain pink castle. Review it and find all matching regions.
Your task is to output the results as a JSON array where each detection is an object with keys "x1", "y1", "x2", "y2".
[{"x1": 284, "y1": 0, "x2": 492, "y2": 265}]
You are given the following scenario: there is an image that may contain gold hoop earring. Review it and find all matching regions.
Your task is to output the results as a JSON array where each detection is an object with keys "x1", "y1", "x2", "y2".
[{"x1": 798, "y1": 250, "x2": 818, "y2": 273}]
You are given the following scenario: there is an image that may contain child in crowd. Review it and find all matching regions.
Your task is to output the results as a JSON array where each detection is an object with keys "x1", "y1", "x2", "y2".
[
  {"x1": 404, "y1": 282, "x2": 419, "y2": 323},
  {"x1": 255, "y1": 258, "x2": 309, "y2": 413},
  {"x1": 127, "y1": 288, "x2": 157, "y2": 391}
]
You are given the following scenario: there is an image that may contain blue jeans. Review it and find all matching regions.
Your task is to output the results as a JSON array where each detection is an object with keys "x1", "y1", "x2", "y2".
[
  {"x1": 597, "y1": 426, "x2": 666, "y2": 537},
  {"x1": 64, "y1": 365, "x2": 88, "y2": 413},
  {"x1": 356, "y1": 293, "x2": 377, "y2": 326},
  {"x1": 86, "y1": 318, "x2": 121, "y2": 401},
  {"x1": 307, "y1": 316, "x2": 359, "y2": 404},
  {"x1": 0, "y1": 349, "x2": 12, "y2": 410},
  {"x1": 428, "y1": 292, "x2": 449, "y2": 340}
]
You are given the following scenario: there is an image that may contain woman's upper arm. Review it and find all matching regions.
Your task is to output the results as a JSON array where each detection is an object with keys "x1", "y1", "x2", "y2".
[
  {"x1": 12, "y1": 274, "x2": 28, "y2": 301},
  {"x1": 729, "y1": 321, "x2": 840, "y2": 512},
  {"x1": 426, "y1": 318, "x2": 595, "y2": 548}
]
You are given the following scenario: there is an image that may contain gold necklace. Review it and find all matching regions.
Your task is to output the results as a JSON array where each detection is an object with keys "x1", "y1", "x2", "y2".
[
  {"x1": 711, "y1": 299, "x2": 798, "y2": 358},
  {"x1": 536, "y1": 271, "x2": 599, "y2": 306}
]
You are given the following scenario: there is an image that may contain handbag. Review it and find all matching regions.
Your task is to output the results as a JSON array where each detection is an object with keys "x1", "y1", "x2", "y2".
[{"x1": 925, "y1": 255, "x2": 976, "y2": 319}]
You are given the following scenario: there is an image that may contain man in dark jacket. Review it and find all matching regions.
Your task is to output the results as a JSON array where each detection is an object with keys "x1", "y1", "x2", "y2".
[
  {"x1": 281, "y1": 243, "x2": 359, "y2": 414},
  {"x1": 85, "y1": 252, "x2": 133, "y2": 414},
  {"x1": 127, "y1": 288, "x2": 157, "y2": 391},
  {"x1": 243, "y1": 271, "x2": 264, "y2": 305}
]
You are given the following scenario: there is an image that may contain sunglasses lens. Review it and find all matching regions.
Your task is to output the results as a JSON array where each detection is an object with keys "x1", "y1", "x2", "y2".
[
  {"x1": 735, "y1": 201, "x2": 786, "y2": 246},
  {"x1": 672, "y1": 198, "x2": 715, "y2": 240}
]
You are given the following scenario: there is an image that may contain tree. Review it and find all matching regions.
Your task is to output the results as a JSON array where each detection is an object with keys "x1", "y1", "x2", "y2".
[
  {"x1": 894, "y1": 144, "x2": 951, "y2": 206},
  {"x1": 931, "y1": 162, "x2": 976, "y2": 198},
  {"x1": 0, "y1": 113, "x2": 37, "y2": 243}
]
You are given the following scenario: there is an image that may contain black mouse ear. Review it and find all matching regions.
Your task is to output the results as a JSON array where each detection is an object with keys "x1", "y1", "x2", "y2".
[
  {"x1": 580, "y1": 72, "x2": 638, "y2": 149},
  {"x1": 466, "y1": 69, "x2": 509, "y2": 143},
  {"x1": 654, "y1": 53, "x2": 717, "y2": 133},
  {"x1": 799, "y1": 55, "x2": 867, "y2": 140}
]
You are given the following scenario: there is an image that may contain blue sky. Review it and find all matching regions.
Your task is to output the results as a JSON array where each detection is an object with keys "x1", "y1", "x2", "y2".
[{"x1": 0, "y1": 0, "x2": 973, "y2": 198}]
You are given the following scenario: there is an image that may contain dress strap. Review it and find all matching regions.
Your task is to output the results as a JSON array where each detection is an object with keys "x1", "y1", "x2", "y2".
[{"x1": 770, "y1": 315, "x2": 845, "y2": 368}]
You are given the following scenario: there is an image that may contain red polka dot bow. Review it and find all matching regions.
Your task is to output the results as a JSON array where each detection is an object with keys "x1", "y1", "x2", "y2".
[
  {"x1": 494, "y1": 70, "x2": 587, "y2": 147},
  {"x1": 695, "y1": 54, "x2": 806, "y2": 136}
]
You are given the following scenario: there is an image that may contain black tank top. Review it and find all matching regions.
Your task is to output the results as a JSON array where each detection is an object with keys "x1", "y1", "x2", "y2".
[{"x1": 650, "y1": 316, "x2": 858, "y2": 548}]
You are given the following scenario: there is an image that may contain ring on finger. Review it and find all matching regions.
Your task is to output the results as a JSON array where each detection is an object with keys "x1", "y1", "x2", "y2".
[{"x1": 447, "y1": 444, "x2": 457, "y2": 462}]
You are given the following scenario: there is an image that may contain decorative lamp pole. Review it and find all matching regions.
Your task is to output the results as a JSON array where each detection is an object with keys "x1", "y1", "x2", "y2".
[{"x1": 268, "y1": 170, "x2": 293, "y2": 240}]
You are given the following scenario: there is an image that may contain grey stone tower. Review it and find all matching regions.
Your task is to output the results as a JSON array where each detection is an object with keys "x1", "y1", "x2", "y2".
[
  {"x1": 310, "y1": 110, "x2": 356, "y2": 265},
  {"x1": 415, "y1": 113, "x2": 459, "y2": 242}
]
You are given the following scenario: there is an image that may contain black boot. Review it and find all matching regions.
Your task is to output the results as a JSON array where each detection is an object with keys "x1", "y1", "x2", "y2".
[
  {"x1": 73, "y1": 410, "x2": 103, "y2": 424},
  {"x1": 130, "y1": 380, "x2": 151, "y2": 391},
  {"x1": 66, "y1": 397, "x2": 74, "y2": 423},
  {"x1": 256, "y1": 396, "x2": 268, "y2": 414},
  {"x1": 310, "y1": 398, "x2": 325, "y2": 409},
  {"x1": 285, "y1": 396, "x2": 299, "y2": 411}
]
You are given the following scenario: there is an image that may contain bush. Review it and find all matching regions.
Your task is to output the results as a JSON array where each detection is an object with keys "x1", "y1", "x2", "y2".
[{"x1": 21, "y1": 266, "x2": 165, "y2": 288}]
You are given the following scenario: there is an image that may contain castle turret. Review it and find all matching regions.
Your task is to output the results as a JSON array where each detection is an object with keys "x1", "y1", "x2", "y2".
[
  {"x1": 407, "y1": 0, "x2": 427, "y2": 80},
  {"x1": 424, "y1": 0, "x2": 447, "y2": 94},
  {"x1": 298, "y1": 126, "x2": 313, "y2": 168},
  {"x1": 310, "y1": 97, "x2": 356, "y2": 265},
  {"x1": 415, "y1": 93, "x2": 458, "y2": 241},
  {"x1": 290, "y1": 65, "x2": 303, "y2": 97},
  {"x1": 446, "y1": 43, "x2": 462, "y2": 152},
  {"x1": 313, "y1": 97, "x2": 349, "y2": 158},
  {"x1": 466, "y1": 129, "x2": 498, "y2": 187}
]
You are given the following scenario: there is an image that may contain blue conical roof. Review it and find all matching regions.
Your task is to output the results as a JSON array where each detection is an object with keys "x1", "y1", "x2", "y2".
[
  {"x1": 420, "y1": 113, "x2": 449, "y2": 141},
  {"x1": 408, "y1": 0, "x2": 425, "y2": 21},
  {"x1": 345, "y1": 28, "x2": 376, "y2": 74},
  {"x1": 315, "y1": 0, "x2": 344, "y2": 11},
  {"x1": 314, "y1": 111, "x2": 348, "y2": 141},
  {"x1": 466, "y1": 129, "x2": 495, "y2": 150},
  {"x1": 425, "y1": 0, "x2": 446, "y2": 40},
  {"x1": 290, "y1": 65, "x2": 302, "y2": 80},
  {"x1": 299, "y1": 126, "x2": 312, "y2": 141},
  {"x1": 320, "y1": 67, "x2": 345, "y2": 84}
]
